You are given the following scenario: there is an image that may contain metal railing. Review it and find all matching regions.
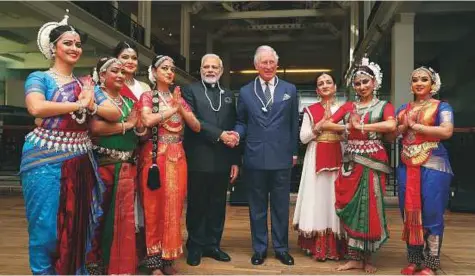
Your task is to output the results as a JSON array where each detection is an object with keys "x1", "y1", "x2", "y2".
[
  {"x1": 150, "y1": 34, "x2": 186, "y2": 71},
  {"x1": 72, "y1": 1, "x2": 145, "y2": 45},
  {"x1": 72, "y1": 2, "x2": 188, "y2": 72}
]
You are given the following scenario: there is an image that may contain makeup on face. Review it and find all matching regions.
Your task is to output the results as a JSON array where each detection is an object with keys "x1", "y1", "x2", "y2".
[
  {"x1": 316, "y1": 74, "x2": 336, "y2": 96},
  {"x1": 55, "y1": 33, "x2": 82, "y2": 64},
  {"x1": 156, "y1": 60, "x2": 176, "y2": 85}
]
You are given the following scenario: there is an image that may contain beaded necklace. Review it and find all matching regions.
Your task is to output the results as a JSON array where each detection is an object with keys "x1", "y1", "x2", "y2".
[{"x1": 48, "y1": 71, "x2": 87, "y2": 124}]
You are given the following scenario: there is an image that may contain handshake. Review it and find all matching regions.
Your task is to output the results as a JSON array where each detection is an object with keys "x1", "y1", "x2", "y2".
[{"x1": 220, "y1": 131, "x2": 240, "y2": 148}]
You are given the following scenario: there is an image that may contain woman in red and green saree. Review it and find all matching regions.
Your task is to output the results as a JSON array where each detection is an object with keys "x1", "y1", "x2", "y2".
[
  {"x1": 138, "y1": 55, "x2": 201, "y2": 275},
  {"x1": 394, "y1": 67, "x2": 453, "y2": 276},
  {"x1": 21, "y1": 12, "x2": 121, "y2": 275},
  {"x1": 321, "y1": 56, "x2": 396, "y2": 273},
  {"x1": 113, "y1": 41, "x2": 151, "y2": 264},
  {"x1": 86, "y1": 57, "x2": 146, "y2": 274}
]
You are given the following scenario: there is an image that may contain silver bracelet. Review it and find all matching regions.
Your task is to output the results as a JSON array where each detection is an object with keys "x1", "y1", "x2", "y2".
[
  {"x1": 133, "y1": 127, "x2": 148, "y2": 136},
  {"x1": 89, "y1": 103, "x2": 98, "y2": 115},
  {"x1": 121, "y1": 121, "x2": 126, "y2": 135}
]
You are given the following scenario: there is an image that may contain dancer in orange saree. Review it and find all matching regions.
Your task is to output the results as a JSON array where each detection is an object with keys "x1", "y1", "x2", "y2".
[
  {"x1": 321, "y1": 56, "x2": 396, "y2": 273},
  {"x1": 139, "y1": 55, "x2": 200, "y2": 275},
  {"x1": 395, "y1": 67, "x2": 453, "y2": 276}
]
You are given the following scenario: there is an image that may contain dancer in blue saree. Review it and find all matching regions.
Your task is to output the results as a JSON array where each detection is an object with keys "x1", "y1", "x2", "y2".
[{"x1": 20, "y1": 11, "x2": 121, "y2": 275}]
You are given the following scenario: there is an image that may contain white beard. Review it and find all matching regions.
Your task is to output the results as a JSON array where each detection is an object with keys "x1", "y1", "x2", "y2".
[{"x1": 202, "y1": 76, "x2": 219, "y2": 84}]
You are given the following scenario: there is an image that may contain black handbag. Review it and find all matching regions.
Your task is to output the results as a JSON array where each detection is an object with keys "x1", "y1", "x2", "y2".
[{"x1": 147, "y1": 90, "x2": 161, "y2": 190}]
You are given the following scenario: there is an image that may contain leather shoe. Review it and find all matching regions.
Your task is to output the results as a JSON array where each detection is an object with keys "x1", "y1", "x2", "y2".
[
  {"x1": 275, "y1": 251, "x2": 294, "y2": 265},
  {"x1": 186, "y1": 251, "x2": 202, "y2": 266},
  {"x1": 251, "y1": 252, "x2": 267, "y2": 265},
  {"x1": 202, "y1": 248, "x2": 231, "y2": 262}
]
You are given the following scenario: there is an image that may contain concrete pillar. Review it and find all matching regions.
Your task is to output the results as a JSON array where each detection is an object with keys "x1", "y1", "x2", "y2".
[
  {"x1": 341, "y1": 9, "x2": 349, "y2": 86},
  {"x1": 349, "y1": 1, "x2": 360, "y2": 62},
  {"x1": 222, "y1": 51, "x2": 231, "y2": 88},
  {"x1": 206, "y1": 31, "x2": 213, "y2": 53},
  {"x1": 111, "y1": 1, "x2": 119, "y2": 29},
  {"x1": 391, "y1": 13, "x2": 415, "y2": 110},
  {"x1": 180, "y1": 3, "x2": 191, "y2": 72},
  {"x1": 346, "y1": 2, "x2": 360, "y2": 98},
  {"x1": 138, "y1": 0, "x2": 152, "y2": 48}
]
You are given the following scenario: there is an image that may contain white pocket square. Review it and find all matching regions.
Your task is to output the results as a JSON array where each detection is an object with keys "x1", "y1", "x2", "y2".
[{"x1": 283, "y1": 94, "x2": 291, "y2": 101}]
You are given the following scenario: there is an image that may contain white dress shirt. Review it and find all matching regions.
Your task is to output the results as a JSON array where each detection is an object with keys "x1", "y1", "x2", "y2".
[{"x1": 259, "y1": 76, "x2": 276, "y2": 100}]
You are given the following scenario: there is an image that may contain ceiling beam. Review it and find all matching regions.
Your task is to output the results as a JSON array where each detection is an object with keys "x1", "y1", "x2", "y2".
[
  {"x1": 212, "y1": 2, "x2": 266, "y2": 40},
  {"x1": 0, "y1": 53, "x2": 25, "y2": 63},
  {"x1": 220, "y1": 22, "x2": 341, "y2": 36},
  {"x1": 0, "y1": 30, "x2": 29, "y2": 44},
  {"x1": 0, "y1": 17, "x2": 42, "y2": 29},
  {"x1": 416, "y1": 2, "x2": 475, "y2": 14},
  {"x1": 190, "y1": 2, "x2": 205, "y2": 14},
  {"x1": 221, "y1": 34, "x2": 338, "y2": 44},
  {"x1": 0, "y1": 39, "x2": 97, "y2": 55},
  {"x1": 200, "y1": 8, "x2": 345, "y2": 20}
]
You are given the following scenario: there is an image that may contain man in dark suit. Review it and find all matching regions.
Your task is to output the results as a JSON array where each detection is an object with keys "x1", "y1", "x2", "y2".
[
  {"x1": 182, "y1": 54, "x2": 240, "y2": 266},
  {"x1": 234, "y1": 45, "x2": 299, "y2": 266}
]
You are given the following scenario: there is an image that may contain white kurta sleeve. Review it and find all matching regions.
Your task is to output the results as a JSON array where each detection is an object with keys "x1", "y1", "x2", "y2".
[{"x1": 300, "y1": 112, "x2": 316, "y2": 144}]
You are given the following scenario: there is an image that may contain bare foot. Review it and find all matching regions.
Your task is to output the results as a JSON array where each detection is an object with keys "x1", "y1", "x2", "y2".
[
  {"x1": 161, "y1": 265, "x2": 177, "y2": 275},
  {"x1": 364, "y1": 262, "x2": 378, "y2": 274},
  {"x1": 336, "y1": 260, "x2": 364, "y2": 271},
  {"x1": 152, "y1": 269, "x2": 164, "y2": 275}
]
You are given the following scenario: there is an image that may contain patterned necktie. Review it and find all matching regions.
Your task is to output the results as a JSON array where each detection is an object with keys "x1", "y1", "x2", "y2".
[{"x1": 264, "y1": 81, "x2": 273, "y2": 109}]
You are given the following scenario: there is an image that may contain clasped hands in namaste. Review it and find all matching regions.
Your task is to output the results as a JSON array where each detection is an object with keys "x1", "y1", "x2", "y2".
[
  {"x1": 78, "y1": 76, "x2": 96, "y2": 112},
  {"x1": 167, "y1": 86, "x2": 188, "y2": 115},
  {"x1": 397, "y1": 109, "x2": 420, "y2": 133}
]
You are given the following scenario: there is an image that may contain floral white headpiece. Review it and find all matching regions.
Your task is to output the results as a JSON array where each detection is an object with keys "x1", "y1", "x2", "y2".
[
  {"x1": 92, "y1": 58, "x2": 122, "y2": 84},
  {"x1": 148, "y1": 55, "x2": 174, "y2": 83},
  {"x1": 352, "y1": 55, "x2": 383, "y2": 92},
  {"x1": 413, "y1": 66, "x2": 441, "y2": 95},
  {"x1": 37, "y1": 9, "x2": 77, "y2": 60}
]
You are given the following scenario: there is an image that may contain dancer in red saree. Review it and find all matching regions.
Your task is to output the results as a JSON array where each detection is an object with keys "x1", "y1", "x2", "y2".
[
  {"x1": 321, "y1": 57, "x2": 396, "y2": 273},
  {"x1": 113, "y1": 41, "x2": 151, "y2": 267}
]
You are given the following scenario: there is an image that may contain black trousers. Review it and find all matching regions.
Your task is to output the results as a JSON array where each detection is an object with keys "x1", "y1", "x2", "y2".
[{"x1": 186, "y1": 171, "x2": 229, "y2": 253}]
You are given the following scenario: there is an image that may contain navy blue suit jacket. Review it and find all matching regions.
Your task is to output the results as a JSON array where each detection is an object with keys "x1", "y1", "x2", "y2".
[{"x1": 235, "y1": 78, "x2": 299, "y2": 170}]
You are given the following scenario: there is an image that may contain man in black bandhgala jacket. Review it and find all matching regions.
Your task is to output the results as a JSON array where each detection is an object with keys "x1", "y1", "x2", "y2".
[{"x1": 182, "y1": 53, "x2": 241, "y2": 266}]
